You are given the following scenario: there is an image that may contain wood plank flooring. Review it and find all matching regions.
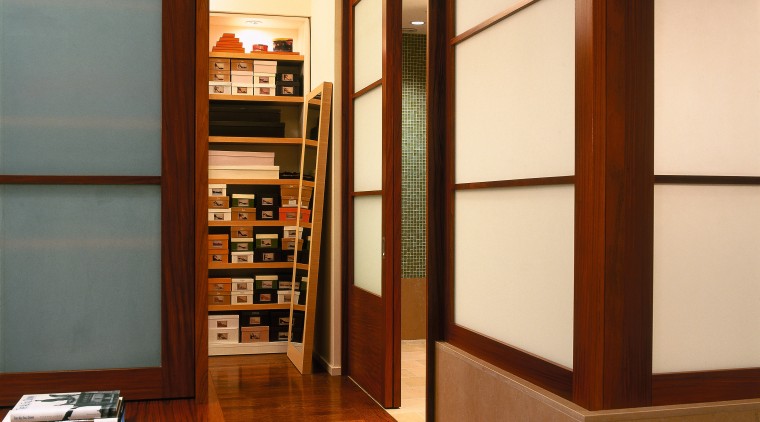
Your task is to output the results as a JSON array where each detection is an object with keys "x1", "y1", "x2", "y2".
[{"x1": 0, "y1": 354, "x2": 395, "y2": 421}]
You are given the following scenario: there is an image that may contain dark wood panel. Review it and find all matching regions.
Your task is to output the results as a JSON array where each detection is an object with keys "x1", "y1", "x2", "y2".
[
  {"x1": 341, "y1": 0, "x2": 352, "y2": 374},
  {"x1": 655, "y1": 175, "x2": 760, "y2": 185},
  {"x1": 448, "y1": 326, "x2": 573, "y2": 400},
  {"x1": 0, "y1": 176, "x2": 161, "y2": 185},
  {"x1": 354, "y1": 78, "x2": 383, "y2": 98},
  {"x1": 450, "y1": 0, "x2": 541, "y2": 45},
  {"x1": 347, "y1": 286, "x2": 387, "y2": 406},
  {"x1": 352, "y1": 190, "x2": 383, "y2": 196},
  {"x1": 573, "y1": 0, "x2": 654, "y2": 410},
  {"x1": 455, "y1": 176, "x2": 574, "y2": 190},
  {"x1": 653, "y1": 368, "x2": 760, "y2": 406},
  {"x1": 195, "y1": 0, "x2": 210, "y2": 406}
]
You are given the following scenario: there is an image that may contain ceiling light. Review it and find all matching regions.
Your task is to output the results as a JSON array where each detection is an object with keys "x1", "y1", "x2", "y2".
[
  {"x1": 245, "y1": 19, "x2": 263, "y2": 25},
  {"x1": 410, "y1": 20, "x2": 425, "y2": 25}
]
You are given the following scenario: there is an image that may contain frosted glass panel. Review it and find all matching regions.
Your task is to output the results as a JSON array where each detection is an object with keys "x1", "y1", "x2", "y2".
[
  {"x1": 353, "y1": 0, "x2": 383, "y2": 91},
  {"x1": 0, "y1": 185, "x2": 161, "y2": 372},
  {"x1": 353, "y1": 195, "x2": 382, "y2": 297},
  {"x1": 455, "y1": 0, "x2": 525, "y2": 36},
  {"x1": 653, "y1": 185, "x2": 760, "y2": 372},
  {"x1": 353, "y1": 86, "x2": 383, "y2": 192},
  {"x1": 455, "y1": 0, "x2": 574, "y2": 183},
  {"x1": 454, "y1": 186, "x2": 574, "y2": 368},
  {"x1": 0, "y1": 0, "x2": 162, "y2": 176},
  {"x1": 654, "y1": 0, "x2": 760, "y2": 176}
]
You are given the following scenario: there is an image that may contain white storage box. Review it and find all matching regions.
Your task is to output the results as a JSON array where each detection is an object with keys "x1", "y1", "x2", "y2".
[
  {"x1": 253, "y1": 60, "x2": 277, "y2": 74},
  {"x1": 208, "y1": 314, "x2": 239, "y2": 329},
  {"x1": 253, "y1": 86, "x2": 275, "y2": 96},
  {"x1": 209, "y1": 82, "x2": 231, "y2": 95},
  {"x1": 277, "y1": 290, "x2": 301, "y2": 304},
  {"x1": 231, "y1": 252, "x2": 253, "y2": 264},
  {"x1": 209, "y1": 184, "x2": 227, "y2": 196},
  {"x1": 210, "y1": 327, "x2": 238, "y2": 343},
  {"x1": 283, "y1": 226, "x2": 304, "y2": 239},
  {"x1": 208, "y1": 165, "x2": 280, "y2": 180},
  {"x1": 231, "y1": 72, "x2": 253, "y2": 84},
  {"x1": 232, "y1": 83, "x2": 254, "y2": 96},
  {"x1": 232, "y1": 291, "x2": 254, "y2": 306},
  {"x1": 209, "y1": 208, "x2": 232, "y2": 221},
  {"x1": 209, "y1": 151, "x2": 275, "y2": 167},
  {"x1": 254, "y1": 73, "x2": 277, "y2": 86},
  {"x1": 232, "y1": 278, "x2": 254, "y2": 291}
]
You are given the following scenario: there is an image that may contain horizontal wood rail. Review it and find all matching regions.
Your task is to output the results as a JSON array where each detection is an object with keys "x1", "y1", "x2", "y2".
[
  {"x1": 0, "y1": 175, "x2": 161, "y2": 185},
  {"x1": 455, "y1": 175, "x2": 574, "y2": 190}
]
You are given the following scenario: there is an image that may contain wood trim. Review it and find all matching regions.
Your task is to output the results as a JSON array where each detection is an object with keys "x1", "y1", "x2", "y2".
[
  {"x1": 654, "y1": 175, "x2": 760, "y2": 185},
  {"x1": 448, "y1": 326, "x2": 573, "y2": 399},
  {"x1": 450, "y1": 0, "x2": 541, "y2": 46},
  {"x1": 652, "y1": 368, "x2": 760, "y2": 406},
  {"x1": 341, "y1": 0, "x2": 353, "y2": 374},
  {"x1": 426, "y1": 0, "x2": 450, "y2": 418},
  {"x1": 455, "y1": 176, "x2": 574, "y2": 190},
  {"x1": 0, "y1": 176, "x2": 161, "y2": 185},
  {"x1": 573, "y1": 0, "x2": 654, "y2": 410},
  {"x1": 195, "y1": 0, "x2": 210, "y2": 406},
  {"x1": 353, "y1": 78, "x2": 383, "y2": 99},
  {"x1": 352, "y1": 190, "x2": 382, "y2": 196}
]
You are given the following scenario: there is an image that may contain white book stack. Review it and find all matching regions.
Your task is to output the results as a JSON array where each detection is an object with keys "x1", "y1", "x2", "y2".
[{"x1": 209, "y1": 150, "x2": 278, "y2": 179}]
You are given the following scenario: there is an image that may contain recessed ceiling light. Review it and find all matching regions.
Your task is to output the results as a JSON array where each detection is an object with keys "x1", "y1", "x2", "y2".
[
  {"x1": 245, "y1": 19, "x2": 263, "y2": 25},
  {"x1": 410, "y1": 20, "x2": 425, "y2": 26}
]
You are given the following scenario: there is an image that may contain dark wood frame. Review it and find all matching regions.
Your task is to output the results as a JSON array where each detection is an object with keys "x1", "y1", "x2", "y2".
[
  {"x1": 0, "y1": 0, "x2": 197, "y2": 405},
  {"x1": 341, "y1": 0, "x2": 402, "y2": 409}
]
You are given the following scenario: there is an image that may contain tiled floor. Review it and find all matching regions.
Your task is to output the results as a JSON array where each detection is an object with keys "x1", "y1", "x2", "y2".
[{"x1": 387, "y1": 339, "x2": 427, "y2": 422}]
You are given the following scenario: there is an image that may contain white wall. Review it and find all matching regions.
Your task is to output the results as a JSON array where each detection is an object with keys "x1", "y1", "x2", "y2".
[{"x1": 210, "y1": 0, "x2": 310, "y2": 16}]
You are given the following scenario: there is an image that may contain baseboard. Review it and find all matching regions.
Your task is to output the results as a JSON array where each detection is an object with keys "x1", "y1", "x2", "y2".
[{"x1": 315, "y1": 352, "x2": 342, "y2": 376}]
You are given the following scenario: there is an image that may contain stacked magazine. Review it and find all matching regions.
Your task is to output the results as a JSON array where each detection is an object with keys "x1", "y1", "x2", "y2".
[{"x1": 3, "y1": 391, "x2": 123, "y2": 422}]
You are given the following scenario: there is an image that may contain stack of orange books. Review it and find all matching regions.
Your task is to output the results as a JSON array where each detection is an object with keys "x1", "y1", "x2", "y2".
[{"x1": 212, "y1": 33, "x2": 244, "y2": 53}]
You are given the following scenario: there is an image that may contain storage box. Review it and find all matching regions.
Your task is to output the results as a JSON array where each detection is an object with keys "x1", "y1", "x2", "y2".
[
  {"x1": 209, "y1": 208, "x2": 231, "y2": 221},
  {"x1": 277, "y1": 290, "x2": 301, "y2": 304},
  {"x1": 283, "y1": 251, "x2": 295, "y2": 263},
  {"x1": 231, "y1": 291, "x2": 254, "y2": 305},
  {"x1": 254, "y1": 289, "x2": 277, "y2": 304},
  {"x1": 231, "y1": 226, "x2": 253, "y2": 239},
  {"x1": 240, "y1": 310, "x2": 270, "y2": 326},
  {"x1": 253, "y1": 60, "x2": 277, "y2": 74},
  {"x1": 283, "y1": 226, "x2": 303, "y2": 239},
  {"x1": 232, "y1": 83, "x2": 254, "y2": 96},
  {"x1": 208, "y1": 234, "x2": 229, "y2": 250},
  {"x1": 208, "y1": 165, "x2": 280, "y2": 180},
  {"x1": 258, "y1": 194, "x2": 278, "y2": 208},
  {"x1": 272, "y1": 38, "x2": 293, "y2": 52},
  {"x1": 210, "y1": 327, "x2": 239, "y2": 343},
  {"x1": 231, "y1": 251, "x2": 253, "y2": 264},
  {"x1": 208, "y1": 251, "x2": 228, "y2": 264},
  {"x1": 209, "y1": 121, "x2": 285, "y2": 138},
  {"x1": 210, "y1": 70, "x2": 231, "y2": 82},
  {"x1": 241, "y1": 326, "x2": 269, "y2": 343},
  {"x1": 253, "y1": 86, "x2": 275, "y2": 96},
  {"x1": 276, "y1": 84, "x2": 300, "y2": 96},
  {"x1": 255, "y1": 233, "x2": 279, "y2": 249},
  {"x1": 230, "y1": 238, "x2": 254, "y2": 252},
  {"x1": 208, "y1": 277, "x2": 232, "y2": 292},
  {"x1": 208, "y1": 196, "x2": 230, "y2": 209},
  {"x1": 210, "y1": 151, "x2": 275, "y2": 167},
  {"x1": 208, "y1": 314, "x2": 238, "y2": 329},
  {"x1": 230, "y1": 193, "x2": 256, "y2": 208},
  {"x1": 270, "y1": 326, "x2": 290, "y2": 342},
  {"x1": 277, "y1": 280, "x2": 295, "y2": 290},
  {"x1": 209, "y1": 82, "x2": 232, "y2": 95},
  {"x1": 208, "y1": 293, "x2": 231, "y2": 306},
  {"x1": 231, "y1": 59, "x2": 253, "y2": 71},
  {"x1": 270, "y1": 310, "x2": 290, "y2": 327},
  {"x1": 278, "y1": 207, "x2": 310, "y2": 223},
  {"x1": 209, "y1": 58, "x2": 230, "y2": 71},
  {"x1": 281, "y1": 237, "x2": 304, "y2": 251},
  {"x1": 231, "y1": 278, "x2": 254, "y2": 291},
  {"x1": 280, "y1": 185, "x2": 312, "y2": 207},
  {"x1": 209, "y1": 184, "x2": 227, "y2": 196},
  {"x1": 254, "y1": 73, "x2": 277, "y2": 86},
  {"x1": 255, "y1": 275, "x2": 278, "y2": 290},
  {"x1": 232, "y1": 207, "x2": 256, "y2": 221},
  {"x1": 258, "y1": 208, "x2": 276, "y2": 220},
  {"x1": 255, "y1": 250, "x2": 280, "y2": 262},
  {"x1": 277, "y1": 63, "x2": 301, "y2": 80}
]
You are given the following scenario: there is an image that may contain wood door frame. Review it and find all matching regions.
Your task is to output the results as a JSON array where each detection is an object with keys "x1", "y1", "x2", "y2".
[{"x1": 0, "y1": 0, "x2": 198, "y2": 404}]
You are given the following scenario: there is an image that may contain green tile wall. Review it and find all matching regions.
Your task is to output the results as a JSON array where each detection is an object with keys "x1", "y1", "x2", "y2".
[{"x1": 402, "y1": 34, "x2": 426, "y2": 279}]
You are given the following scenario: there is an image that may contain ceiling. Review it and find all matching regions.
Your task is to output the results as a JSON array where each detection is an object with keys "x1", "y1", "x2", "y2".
[{"x1": 402, "y1": 0, "x2": 428, "y2": 34}]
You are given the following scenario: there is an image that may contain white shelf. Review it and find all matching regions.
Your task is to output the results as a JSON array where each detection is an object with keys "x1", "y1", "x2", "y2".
[{"x1": 208, "y1": 341, "x2": 288, "y2": 356}]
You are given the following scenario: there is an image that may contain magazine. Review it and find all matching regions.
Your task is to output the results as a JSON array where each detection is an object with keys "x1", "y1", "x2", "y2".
[{"x1": 6, "y1": 391, "x2": 120, "y2": 422}]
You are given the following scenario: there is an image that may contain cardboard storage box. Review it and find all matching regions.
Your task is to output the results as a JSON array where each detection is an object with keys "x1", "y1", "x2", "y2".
[
  {"x1": 255, "y1": 250, "x2": 280, "y2": 262},
  {"x1": 283, "y1": 251, "x2": 295, "y2": 263},
  {"x1": 278, "y1": 207, "x2": 310, "y2": 223},
  {"x1": 231, "y1": 251, "x2": 253, "y2": 264},
  {"x1": 281, "y1": 237, "x2": 304, "y2": 251},
  {"x1": 210, "y1": 327, "x2": 238, "y2": 343},
  {"x1": 209, "y1": 70, "x2": 231, "y2": 82},
  {"x1": 258, "y1": 194, "x2": 278, "y2": 208},
  {"x1": 277, "y1": 280, "x2": 295, "y2": 290},
  {"x1": 231, "y1": 291, "x2": 254, "y2": 305},
  {"x1": 230, "y1": 238, "x2": 254, "y2": 252},
  {"x1": 208, "y1": 208, "x2": 231, "y2": 221},
  {"x1": 232, "y1": 207, "x2": 256, "y2": 221},
  {"x1": 208, "y1": 234, "x2": 229, "y2": 250},
  {"x1": 231, "y1": 59, "x2": 253, "y2": 71},
  {"x1": 208, "y1": 250, "x2": 228, "y2": 264},
  {"x1": 232, "y1": 83, "x2": 254, "y2": 96},
  {"x1": 208, "y1": 314, "x2": 239, "y2": 329},
  {"x1": 209, "y1": 184, "x2": 227, "y2": 196},
  {"x1": 231, "y1": 73, "x2": 253, "y2": 84},
  {"x1": 231, "y1": 226, "x2": 253, "y2": 239},
  {"x1": 209, "y1": 82, "x2": 232, "y2": 95},
  {"x1": 270, "y1": 310, "x2": 290, "y2": 327},
  {"x1": 241, "y1": 326, "x2": 269, "y2": 343},
  {"x1": 210, "y1": 152, "x2": 274, "y2": 167},
  {"x1": 231, "y1": 278, "x2": 254, "y2": 292},
  {"x1": 277, "y1": 290, "x2": 301, "y2": 304},
  {"x1": 208, "y1": 277, "x2": 232, "y2": 292},
  {"x1": 253, "y1": 86, "x2": 275, "y2": 96},
  {"x1": 276, "y1": 84, "x2": 300, "y2": 96},
  {"x1": 254, "y1": 289, "x2": 277, "y2": 304},
  {"x1": 255, "y1": 275, "x2": 278, "y2": 290},
  {"x1": 208, "y1": 165, "x2": 280, "y2": 179},
  {"x1": 270, "y1": 326, "x2": 289, "y2": 342},
  {"x1": 283, "y1": 226, "x2": 303, "y2": 239},
  {"x1": 258, "y1": 208, "x2": 276, "y2": 220},
  {"x1": 208, "y1": 292, "x2": 231, "y2": 306},
  {"x1": 231, "y1": 193, "x2": 257, "y2": 208},
  {"x1": 240, "y1": 310, "x2": 270, "y2": 326},
  {"x1": 255, "y1": 233, "x2": 279, "y2": 249},
  {"x1": 254, "y1": 73, "x2": 276, "y2": 86},
  {"x1": 253, "y1": 60, "x2": 277, "y2": 74},
  {"x1": 209, "y1": 58, "x2": 230, "y2": 71},
  {"x1": 208, "y1": 196, "x2": 230, "y2": 209}
]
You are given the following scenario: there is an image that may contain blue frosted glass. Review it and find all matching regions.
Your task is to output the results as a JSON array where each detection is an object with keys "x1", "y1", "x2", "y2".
[
  {"x1": 0, "y1": 0, "x2": 161, "y2": 175},
  {"x1": 0, "y1": 185, "x2": 161, "y2": 372}
]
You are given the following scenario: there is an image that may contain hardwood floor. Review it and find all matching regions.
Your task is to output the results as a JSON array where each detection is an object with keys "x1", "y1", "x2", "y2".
[{"x1": 0, "y1": 355, "x2": 395, "y2": 422}]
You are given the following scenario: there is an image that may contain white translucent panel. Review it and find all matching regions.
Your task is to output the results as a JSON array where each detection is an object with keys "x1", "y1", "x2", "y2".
[
  {"x1": 455, "y1": 0, "x2": 526, "y2": 36},
  {"x1": 653, "y1": 185, "x2": 760, "y2": 373},
  {"x1": 454, "y1": 186, "x2": 574, "y2": 368},
  {"x1": 0, "y1": 0, "x2": 161, "y2": 176},
  {"x1": 353, "y1": 86, "x2": 383, "y2": 192},
  {"x1": 353, "y1": 195, "x2": 383, "y2": 297},
  {"x1": 654, "y1": 0, "x2": 760, "y2": 176},
  {"x1": 353, "y1": 0, "x2": 383, "y2": 91},
  {"x1": 454, "y1": 0, "x2": 574, "y2": 184},
  {"x1": 0, "y1": 185, "x2": 161, "y2": 373}
]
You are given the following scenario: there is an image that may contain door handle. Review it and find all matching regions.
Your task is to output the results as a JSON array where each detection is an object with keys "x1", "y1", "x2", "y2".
[{"x1": 382, "y1": 236, "x2": 385, "y2": 259}]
